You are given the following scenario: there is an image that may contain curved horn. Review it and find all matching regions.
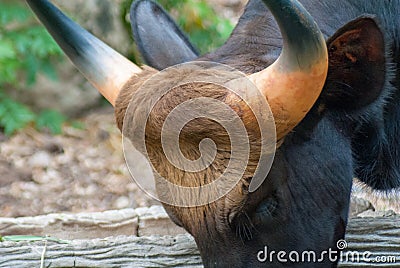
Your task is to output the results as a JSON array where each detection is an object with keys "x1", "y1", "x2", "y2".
[
  {"x1": 26, "y1": 0, "x2": 142, "y2": 106},
  {"x1": 250, "y1": 0, "x2": 328, "y2": 140}
]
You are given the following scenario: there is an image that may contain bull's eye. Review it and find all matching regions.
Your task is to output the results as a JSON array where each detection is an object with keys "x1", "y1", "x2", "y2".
[
  {"x1": 329, "y1": 45, "x2": 337, "y2": 53},
  {"x1": 253, "y1": 197, "x2": 279, "y2": 225}
]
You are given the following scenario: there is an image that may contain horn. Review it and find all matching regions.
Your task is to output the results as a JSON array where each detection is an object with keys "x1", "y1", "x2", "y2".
[
  {"x1": 250, "y1": 0, "x2": 328, "y2": 140},
  {"x1": 28, "y1": 0, "x2": 327, "y2": 141},
  {"x1": 26, "y1": 0, "x2": 142, "y2": 106}
]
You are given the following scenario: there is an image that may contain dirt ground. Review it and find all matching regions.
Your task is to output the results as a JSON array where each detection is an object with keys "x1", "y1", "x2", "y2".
[{"x1": 0, "y1": 107, "x2": 160, "y2": 218}]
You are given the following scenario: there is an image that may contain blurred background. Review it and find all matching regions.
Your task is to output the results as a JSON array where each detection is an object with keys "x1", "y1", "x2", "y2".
[
  {"x1": 0, "y1": 0, "x2": 245, "y2": 217},
  {"x1": 0, "y1": 0, "x2": 398, "y2": 218}
]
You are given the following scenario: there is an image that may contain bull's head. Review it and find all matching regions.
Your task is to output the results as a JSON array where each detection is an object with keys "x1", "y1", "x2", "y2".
[{"x1": 27, "y1": 0, "x2": 397, "y2": 266}]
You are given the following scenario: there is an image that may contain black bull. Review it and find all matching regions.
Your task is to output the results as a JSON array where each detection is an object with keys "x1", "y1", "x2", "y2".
[
  {"x1": 132, "y1": 0, "x2": 400, "y2": 266},
  {"x1": 28, "y1": 0, "x2": 400, "y2": 267}
]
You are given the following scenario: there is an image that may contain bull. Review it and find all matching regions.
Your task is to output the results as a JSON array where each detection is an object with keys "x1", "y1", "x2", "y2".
[{"x1": 26, "y1": 0, "x2": 399, "y2": 267}]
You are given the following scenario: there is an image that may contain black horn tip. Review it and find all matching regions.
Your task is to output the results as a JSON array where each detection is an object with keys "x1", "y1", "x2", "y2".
[{"x1": 261, "y1": 0, "x2": 327, "y2": 70}]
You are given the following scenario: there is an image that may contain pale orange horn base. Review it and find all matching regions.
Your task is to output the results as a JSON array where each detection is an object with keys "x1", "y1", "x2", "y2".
[{"x1": 250, "y1": 57, "x2": 328, "y2": 140}]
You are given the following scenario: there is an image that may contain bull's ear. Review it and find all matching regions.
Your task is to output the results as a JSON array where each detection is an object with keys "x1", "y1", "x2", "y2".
[
  {"x1": 130, "y1": 0, "x2": 199, "y2": 70},
  {"x1": 323, "y1": 16, "x2": 386, "y2": 110}
]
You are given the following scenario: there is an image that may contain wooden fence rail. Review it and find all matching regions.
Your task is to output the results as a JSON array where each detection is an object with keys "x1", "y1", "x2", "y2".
[{"x1": 0, "y1": 206, "x2": 399, "y2": 267}]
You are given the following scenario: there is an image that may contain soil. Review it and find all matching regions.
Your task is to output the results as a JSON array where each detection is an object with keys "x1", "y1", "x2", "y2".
[{"x1": 0, "y1": 107, "x2": 159, "y2": 218}]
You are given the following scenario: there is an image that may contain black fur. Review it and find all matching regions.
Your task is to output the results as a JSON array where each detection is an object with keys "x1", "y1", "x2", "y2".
[{"x1": 130, "y1": 0, "x2": 400, "y2": 266}]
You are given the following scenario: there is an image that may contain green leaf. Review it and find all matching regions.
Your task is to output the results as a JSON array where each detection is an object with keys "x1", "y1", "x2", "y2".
[
  {"x1": 36, "y1": 110, "x2": 66, "y2": 134},
  {"x1": 0, "y1": 41, "x2": 16, "y2": 60},
  {"x1": 0, "y1": 2, "x2": 66, "y2": 135},
  {"x1": 25, "y1": 53, "x2": 39, "y2": 85},
  {"x1": 0, "y1": 59, "x2": 19, "y2": 84},
  {"x1": 39, "y1": 60, "x2": 59, "y2": 81},
  {"x1": 27, "y1": 27, "x2": 63, "y2": 58},
  {"x1": 0, "y1": 98, "x2": 35, "y2": 135},
  {"x1": 0, "y1": 2, "x2": 30, "y2": 24}
]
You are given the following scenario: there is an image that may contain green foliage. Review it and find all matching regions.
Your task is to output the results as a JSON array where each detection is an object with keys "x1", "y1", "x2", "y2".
[
  {"x1": 156, "y1": 0, "x2": 234, "y2": 53},
  {"x1": 0, "y1": 0, "x2": 234, "y2": 135},
  {"x1": 0, "y1": 1, "x2": 65, "y2": 135},
  {"x1": 36, "y1": 110, "x2": 66, "y2": 134},
  {"x1": 0, "y1": 94, "x2": 35, "y2": 136},
  {"x1": 121, "y1": 0, "x2": 234, "y2": 56}
]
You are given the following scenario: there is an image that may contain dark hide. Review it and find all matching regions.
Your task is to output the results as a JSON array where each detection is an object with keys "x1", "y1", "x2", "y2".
[
  {"x1": 201, "y1": 0, "x2": 400, "y2": 191},
  {"x1": 129, "y1": 0, "x2": 400, "y2": 266}
]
